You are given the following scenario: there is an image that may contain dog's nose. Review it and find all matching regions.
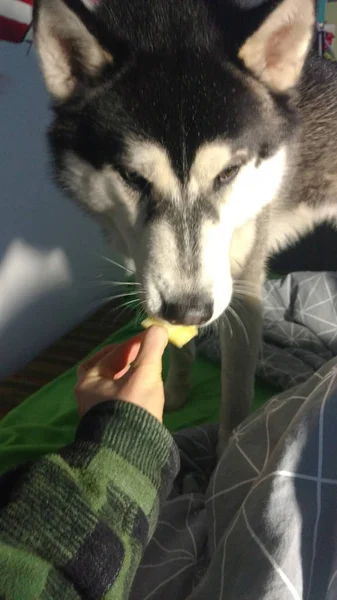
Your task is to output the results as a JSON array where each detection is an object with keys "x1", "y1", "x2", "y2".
[{"x1": 160, "y1": 296, "x2": 213, "y2": 326}]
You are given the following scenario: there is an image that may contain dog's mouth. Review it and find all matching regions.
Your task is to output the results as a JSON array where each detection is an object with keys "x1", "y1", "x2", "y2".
[
  {"x1": 141, "y1": 317, "x2": 199, "y2": 347},
  {"x1": 141, "y1": 293, "x2": 214, "y2": 327},
  {"x1": 156, "y1": 297, "x2": 214, "y2": 327},
  {"x1": 130, "y1": 265, "x2": 223, "y2": 327}
]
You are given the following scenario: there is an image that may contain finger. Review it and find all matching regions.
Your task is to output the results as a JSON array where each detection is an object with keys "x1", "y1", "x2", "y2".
[
  {"x1": 132, "y1": 326, "x2": 168, "y2": 369},
  {"x1": 77, "y1": 345, "x2": 117, "y2": 379},
  {"x1": 96, "y1": 333, "x2": 144, "y2": 378},
  {"x1": 111, "y1": 340, "x2": 142, "y2": 380}
]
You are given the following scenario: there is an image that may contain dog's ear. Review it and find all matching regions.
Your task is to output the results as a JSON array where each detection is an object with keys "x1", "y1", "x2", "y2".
[
  {"x1": 33, "y1": 0, "x2": 113, "y2": 100},
  {"x1": 238, "y1": 0, "x2": 315, "y2": 92}
]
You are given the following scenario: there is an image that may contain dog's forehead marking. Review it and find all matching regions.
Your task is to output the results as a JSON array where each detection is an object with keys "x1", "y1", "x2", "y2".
[
  {"x1": 189, "y1": 143, "x2": 249, "y2": 195},
  {"x1": 127, "y1": 139, "x2": 250, "y2": 199},
  {"x1": 191, "y1": 143, "x2": 232, "y2": 182},
  {"x1": 126, "y1": 140, "x2": 180, "y2": 199}
]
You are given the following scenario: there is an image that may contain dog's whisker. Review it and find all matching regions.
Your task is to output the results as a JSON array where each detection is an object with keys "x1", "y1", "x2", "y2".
[
  {"x1": 227, "y1": 306, "x2": 249, "y2": 345},
  {"x1": 93, "y1": 280, "x2": 140, "y2": 287},
  {"x1": 80, "y1": 282, "x2": 141, "y2": 293},
  {"x1": 233, "y1": 295, "x2": 260, "y2": 306},
  {"x1": 217, "y1": 311, "x2": 232, "y2": 338},
  {"x1": 118, "y1": 298, "x2": 141, "y2": 310},
  {"x1": 89, "y1": 252, "x2": 134, "y2": 274},
  {"x1": 98, "y1": 292, "x2": 140, "y2": 303},
  {"x1": 137, "y1": 302, "x2": 149, "y2": 317},
  {"x1": 99, "y1": 297, "x2": 141, "y2": 327},
  {"x1": 233, "y1": 285, "x2": 257, "y2": 291},
  {"x1": 116, "y1": 299, "x2": 144, "y2": 323},
  {"x1": 233, "y1": 278, "x2": 258, "y2": 286},
  {"x1": 134, "y1": 305, "x2": 147, "y2": 325},
  {"x1": 233, "y1": 280, "x2": 260, "y2": 292},
  {"x1": 232, "y1": 296, "x2": 248, "y2": 313},
  {"x1": 233, "y1": 283, "x2": 260, "y2": 295},
  {"x1": 233, "y1": 287, "x2": 259, "y2": 295},
  {"x1": 95, "y1": 278, "x2": 140, "y2": 285},
  {"x1": 233, "y1": 290, "x2": 260, "y2": 302},
  {"x1": 233, "y1": 284, "x2": 259, "y2": 291},
  {"x1": 95, "y1": 293, "x2": 140, "y2": 313},
  {"x1": 224, "y1": 313, "x2": 233, "y2": 338},
  {"x1": 233, "y1": 286, "x2": 259, "y2": 294}
]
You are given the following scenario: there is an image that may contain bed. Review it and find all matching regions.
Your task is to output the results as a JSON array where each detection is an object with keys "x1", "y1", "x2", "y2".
[{"x1": 2, "y1": 226, "x2": 337, "y2": 599}]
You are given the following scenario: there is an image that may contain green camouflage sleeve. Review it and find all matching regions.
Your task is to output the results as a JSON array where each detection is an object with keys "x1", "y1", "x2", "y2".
[{"x1": 0, "y1": 400, "x2": 180, "y2": 600}]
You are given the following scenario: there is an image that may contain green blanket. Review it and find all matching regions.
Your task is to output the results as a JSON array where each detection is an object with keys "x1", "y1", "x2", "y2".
[{"x1": 0, "y1": 317, "x2": 278, "y2": 474}]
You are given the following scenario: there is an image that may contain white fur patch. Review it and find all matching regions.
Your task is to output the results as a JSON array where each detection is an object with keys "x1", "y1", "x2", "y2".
[
  {"x1": 197, "y1": 147, "x2": 287, "y2": 321},
  {"x1": 200, "y1": 219, "x2": 233, "y2": 322},
  {"x1": 143, "y1": 220, "x2": 181, "y2": 314},
  {"x1": 63, "y1": 153, "x2": 114, "y2": 212},
  {"x1": 189, "y1": 143, "x2": 249, "y2": 195},
  {"x1": 230, "y1": 220, "x2": 256, "y2": 278},
  {"x1": 126, "y1": 140, "x2": 180, "y2": 200},
  {"x1": 224, "y1": 147, "x2": 287, "y2": 227},
  {"x1": 269, "y1": 202, "x2": 337, "y2": 255},
  {"x1": 62, "y1": 152, "x2": 141, "y2": 261},
  {"x1": 189, "y1": 142, "x2": 232, "y2": 193}
]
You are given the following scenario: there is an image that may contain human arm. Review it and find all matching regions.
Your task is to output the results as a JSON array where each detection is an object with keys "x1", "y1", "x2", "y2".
[{"x1": 0, "y1": 328, "x2": 179, "y2": 600}]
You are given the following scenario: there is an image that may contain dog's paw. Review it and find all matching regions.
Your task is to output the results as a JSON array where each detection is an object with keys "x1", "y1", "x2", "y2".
[{"x1": 164, "y1": 382, "x2": 190, "y2": 412}]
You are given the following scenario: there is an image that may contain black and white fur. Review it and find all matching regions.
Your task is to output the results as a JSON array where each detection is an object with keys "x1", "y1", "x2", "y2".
[{"x1": 33, "y1": 0, "x2": 337, "y2": 451}]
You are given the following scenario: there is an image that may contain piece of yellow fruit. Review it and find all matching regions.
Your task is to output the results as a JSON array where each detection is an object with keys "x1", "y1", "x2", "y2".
[{"x1": 141, "y1": 318, "x2": 198, "y2": 348}]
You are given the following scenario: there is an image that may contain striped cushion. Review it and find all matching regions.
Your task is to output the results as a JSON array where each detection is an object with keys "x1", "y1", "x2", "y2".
[{"x1": 0, "y1": 0, "x2": 33, "y2": 43}]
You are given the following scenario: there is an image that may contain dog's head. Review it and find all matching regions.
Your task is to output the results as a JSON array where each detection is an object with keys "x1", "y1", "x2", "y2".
[{"x1": 34, "y1": 0, "x2": 314, "y2": 325}]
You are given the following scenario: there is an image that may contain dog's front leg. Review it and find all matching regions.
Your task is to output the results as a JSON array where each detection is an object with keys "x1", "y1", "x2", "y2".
[
  {"x1": 218, "y1": 282, "x2": 263, "y2": 456},
  {"x1": 164, "y1": 341, "x2": 196, "y2": 412}
]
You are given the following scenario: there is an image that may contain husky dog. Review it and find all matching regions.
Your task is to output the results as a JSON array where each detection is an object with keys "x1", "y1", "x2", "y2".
[{"x1": 33, "y1": 0, "x2": 337, "y2": 450}]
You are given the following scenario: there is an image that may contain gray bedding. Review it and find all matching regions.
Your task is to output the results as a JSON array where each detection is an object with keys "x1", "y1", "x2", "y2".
[
  {"x1": 130, "y1": 272, "x2": 337, "y2": 600},
  {"x1": 199, "y1": 272, "x2": 337, "y2": 389}
]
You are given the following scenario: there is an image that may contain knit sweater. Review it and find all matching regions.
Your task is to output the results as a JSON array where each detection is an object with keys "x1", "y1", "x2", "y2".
[{"x1": 0, "y1": 400, "x2": 180, "y2": 599}]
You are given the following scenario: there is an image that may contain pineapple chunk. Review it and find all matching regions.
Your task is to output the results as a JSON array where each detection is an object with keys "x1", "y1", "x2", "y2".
[{"x1": 141, "y1": 318, "x2": 198, "y2": 348}]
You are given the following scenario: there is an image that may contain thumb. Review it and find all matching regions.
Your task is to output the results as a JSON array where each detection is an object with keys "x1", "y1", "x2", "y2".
[{"x1": 133, "y1": 325, "x2": 168, "y2": 370}]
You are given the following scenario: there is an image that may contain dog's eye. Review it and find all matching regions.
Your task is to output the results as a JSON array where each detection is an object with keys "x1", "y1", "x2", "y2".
[
  {"x1": 119, "y1": 168, "x2": 150, "y2": 193},
  {"x1": 214, "y1": 165, "x2": 240, "y2": 190}
]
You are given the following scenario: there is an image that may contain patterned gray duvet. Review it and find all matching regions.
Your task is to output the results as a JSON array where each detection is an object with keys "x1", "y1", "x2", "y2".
[{"x1": 131, "y1": 272, "x2": 337, "y2": 600}]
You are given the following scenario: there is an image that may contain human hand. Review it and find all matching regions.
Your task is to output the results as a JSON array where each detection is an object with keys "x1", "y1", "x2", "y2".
[{"x1": 75, "y1": 326, "x2": 168, "y2": 421}]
